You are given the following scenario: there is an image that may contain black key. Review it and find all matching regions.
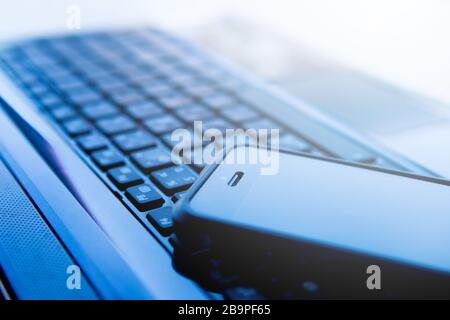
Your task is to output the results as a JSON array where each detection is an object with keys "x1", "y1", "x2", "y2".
[
  {"x1": 146, "y1": 207, "x2": 173, "y2": 236},
  {"x1": 96, "y1": 115, "x2": 136, "y2": 136},
  {"x1": 171, "y1": 192, "x2": 186, "y2": 203},
  {"x1": 157, "y1": 92, "x2": 193, "y2": 109},
  {"x1": 91, "y1": 73, "x2": 125, "y2": 91},
  {"x1": 112, "y1": 130, "x2": 156, "y2": 153},
  {"x1": 28, "y1": 82, "x2": 48, "y2": 96},
  {"x1": 107, "y1": 166, "x2": 143, "y2": 190},
  {"x1": 221, "y1": 104, "x2": 259, "y2": 123},
  {"x1": 175, "y1": 104, "x2": 214, "y2": 123},
  {"x1": 137, "y1": 75, "x2": 166, "y2": 88},
  {"x1": 140, "y1": 80, "x2": 173, "y2": 98},
  {"x1": 53, "y1": 75, "x2": 86, "y2": 91},
  {"x1": 38, "y1": 91, "x2": 64, "y2": 108},
  {"x1": 202, "y1": 93, "x2": 235, "y2": 109},
  {"x1": 125, "y1": 184, "x2": 164, "y2": 211},
  {"x1": 130, "y1": 147, "x2": 173, "y2": 173},
  {"x1": 125, "y1": 70, "x2": 158, "y2": 84},
  {"x1": 91, "y1": 149, "x2": 124, "y2": 170},
  {"x1": 200, "y1": 118, "x2": 234, "y2": 135},
  {"x1": 77, "y1": 133, "x2": 106, "y2": 153},
  {"x1": 182, "y1": 83, "x2": 216, "y2": 97},
  {"x1": 243, "y1": 118, "x2": 281, "y2": 131},
  {"x1": 150, "y1": 165, "x2": 197, "y2": 195},
  {"x1": 49, "y1": 105, "x2": 77, "y2": 121},
  {"x1": 118, "y1": 64, "x2": 154, "y2": 81},
  {"x1": 75, "y1": 60, "x2": 110, "y2": 78},
  {"x1": 38, "y1": 63, "x2": 69, "y2": 78},
  {"x1": 143, "y1": 114, "x2": 183, "y2": 135},
  {"x1": 64, "y1": 86, "x2": 102, "y2": 105},
  {"x1": 80, "y1": 101, "x2": 118, "y2": 120},
  {"x1": 169, "y1": 73, "x2": 198, "y2": 87},
  {"x1": 61, "y1": 117, "x2": 91, "y2": 136},
  {"x1": 109, "y1": 86, "x2": 145, "y2": 106},
  {"x1": 126, "y1": 100, "x2": 163, "y2": 120},
  {"x1": 158, "y1": 63, "x2": 187, "y2": 78},
  {"x1": 16, "y1": 69, "x2": 39, "y2": 86}
]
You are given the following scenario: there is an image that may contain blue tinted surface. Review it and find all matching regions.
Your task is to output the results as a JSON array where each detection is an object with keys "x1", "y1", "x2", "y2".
[{"x1": 192, "y1": 147, "x2": 450, "y2": 274}]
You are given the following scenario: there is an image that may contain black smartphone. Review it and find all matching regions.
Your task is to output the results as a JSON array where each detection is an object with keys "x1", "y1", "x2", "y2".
[{"x1": 173, "y1": 145, "x2": 450, "y2": 299}]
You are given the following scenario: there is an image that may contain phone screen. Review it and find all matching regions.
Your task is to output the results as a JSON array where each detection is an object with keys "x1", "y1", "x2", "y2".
[{"x1": 190, "y1": 146, "x2": 450, "y2": 274}]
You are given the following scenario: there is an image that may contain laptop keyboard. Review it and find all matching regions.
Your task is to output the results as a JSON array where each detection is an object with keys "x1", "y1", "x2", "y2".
[{"x1": 0, "y1": 28, "x2": 398, "y2": 246}]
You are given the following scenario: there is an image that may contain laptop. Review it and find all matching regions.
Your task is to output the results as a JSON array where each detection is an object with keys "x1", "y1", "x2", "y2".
[{"x1": 0, "y1": 27, "x2": 447, "y2": 299}]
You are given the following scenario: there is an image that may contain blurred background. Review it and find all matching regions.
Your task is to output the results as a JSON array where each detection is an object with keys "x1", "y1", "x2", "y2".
[{"x1": 1, "y1": 0, "x2": 449, "y2": 104}]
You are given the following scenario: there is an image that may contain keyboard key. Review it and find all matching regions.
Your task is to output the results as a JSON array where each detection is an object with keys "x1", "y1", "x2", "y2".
[
  {"x1": 146, "y1": 207, "x2": 173, "y2": 236},
  {"x1": 49, "y1": 105, "x2": 77, "y2": 121},
  {"x1": 108, "y1": 86, "x2": 146, "y2": 106},
  {"x1": 117, "y1": 64, "x2": 154, "y2": 81},
  {"x1": 112, "y1": 130, "x2": 157, "y2": 153},
  {"x1": 157, "y1": 92, "x2": 193, "y2": 109},
  {"x1": 182, "y1": 83, "x2": 216, "y2": 97},
  {"x1": 143, "y1": 114, "x2": 183, "y2": 135},
  {"x1": 126, "y1": 100, "x2": 163, "y2": 120},
  {"x1": 61, "y1": 117, "x2": 91, "y2": 136},
  {"x1": 150, "y1": 165, "x2": 197, "y2": 195},
  {"x1": 202, "y1": 93, "x2": 235, "y2": 109},
  {"x1": 96, "y1": 115, "x2": 136, "y2": 135},
  {"x1": 175, "y1": 104, "x2": 214, "y2": 123},
  {"x1": 171, "y1": 192, "x2": 186, "y2": 203},
  {"x1": 64, "y1": 86, "x2": 102, "y2": 105},
  {"x1": 107, "y1": 166, "x2": 143, "y2": 190},
  {"x1": 77, "y1": 133, "x2": 106, "y2": 153},
  {"x1": 140, "y1": 80, "x2": 173, "y2": 97},
  {"x1": 124, "y1": 69, "x2": 158, "y2": 84},
  {"x1": 125, "y1": 184, "x2": 164, "y2": 211},
  {"x1": 74, "y1": 60, "x2": 110, "y2": 78},
  {"x1": 130, "y1": 147, "x2": 174, "y2": 173},
  {"x1": 80, "y1": 101, "x2": 118, "y2": 120},
  {"x1": 91, "y1": 149, "x2": 124, "y2": 170},
  {"x1": 221, "y1": 104, "x2": 259, "y2": 123},
  {"x1": 169, "y1": 73, "x2": 198, "y2": 87},
  {"x1": 243, "y1": 118, "x2": 281, "y2": 131},
  {"x1": 28, "y1": 82, "x2": 48, "y2": 96},
  {"x1": 91, "y1": 73, "x2": 125, "y2": 91},
  {"x1": 200, "y1": 118, "x2": 234, "y2": 135},
  {"x1": 52, "y1": 75, "x2": 86, "y2": 91},
  {"x1": 38, "y1": 91, "x2": 65, "y2": 108}
]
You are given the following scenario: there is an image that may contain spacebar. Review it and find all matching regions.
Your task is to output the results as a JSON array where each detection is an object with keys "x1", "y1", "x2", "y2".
[{"x1": 237, "y1": 85, "x2": 376, "y2": 162}]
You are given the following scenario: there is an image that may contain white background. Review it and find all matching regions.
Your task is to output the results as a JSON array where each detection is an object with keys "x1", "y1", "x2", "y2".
[{"x1": 1, "y1": 0, "x2": 450, "y2": 104}]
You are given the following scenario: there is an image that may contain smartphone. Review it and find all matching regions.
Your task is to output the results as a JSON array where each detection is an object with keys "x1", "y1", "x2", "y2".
[{"x1": 173, "y1": 145, "x2": 450, "y2": 299}]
